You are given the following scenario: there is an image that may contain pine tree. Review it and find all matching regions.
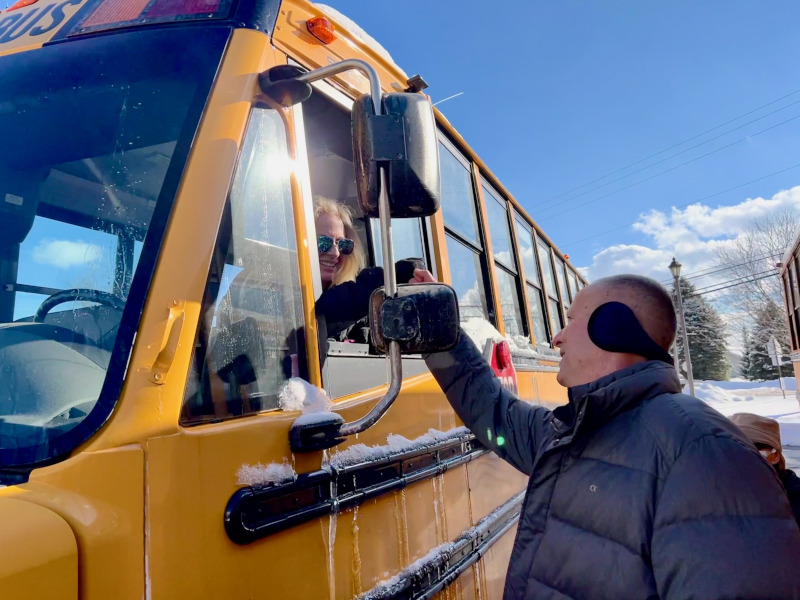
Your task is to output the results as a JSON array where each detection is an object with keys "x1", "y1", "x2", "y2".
[
  {"x1": 740, "y1": 326, "x2": 755, "y2": 380},
  {"x1": 746, "y1": 300, "x2": 792, "y2": 380},
  {"x1": 673, "y1": 278, "x2": 730, "y2": 381}
]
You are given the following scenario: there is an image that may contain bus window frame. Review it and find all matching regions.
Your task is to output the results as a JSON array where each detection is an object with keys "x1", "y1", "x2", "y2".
[
  {"x1": 513, "y1": 213, "x2": 550, "y2": 346},
  {"x1": 438, "y1": 133, "x2": 496, "y2": 326},
  {"x1": 480, "y1": 177, "x2": 527, "y2": 339},
  {"x1": 536, "y1": 235, "x2": 563, "y2": 336}
]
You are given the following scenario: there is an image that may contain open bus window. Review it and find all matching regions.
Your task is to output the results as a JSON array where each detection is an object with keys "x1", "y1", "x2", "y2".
[
  {"x1": 300, "y1": 87, "x2": 432, "y2": 398},
  {"x1": 182, "y1": 107, "x2": 307, "y2": 424},
  {"x1": 0, "y1": 27, "x2": 226, "y2": 465}
]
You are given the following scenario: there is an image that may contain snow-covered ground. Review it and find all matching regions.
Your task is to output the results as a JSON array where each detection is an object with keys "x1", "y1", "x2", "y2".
[{"x1": 694, "y1": 378, "x2": 800, "y2": 454}]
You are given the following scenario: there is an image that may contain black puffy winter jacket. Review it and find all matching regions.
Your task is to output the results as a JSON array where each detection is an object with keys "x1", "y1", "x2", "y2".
[{"x1": 426, "y1": 332, "x2": 800, "y2": 600}]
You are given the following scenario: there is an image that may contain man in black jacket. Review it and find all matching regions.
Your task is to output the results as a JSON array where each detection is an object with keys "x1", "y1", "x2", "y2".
[{"x1": 422, "y1": 272, "x2": 800, "y2": 600}]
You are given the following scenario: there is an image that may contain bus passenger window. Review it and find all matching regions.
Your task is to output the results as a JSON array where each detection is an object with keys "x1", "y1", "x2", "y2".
[
  {"x1": 301, "y1": 89, "x2": 429, "y2": 344},
  {"x1": 182, "y1": 107, "x2": 306, "y2": 424},
  {"x1": 439, "y1": 137, "x2": 493, "y2": 324},
  {"x1": 299, "y1": 88, "x2": 433, "y2": 398},
  {"x1": 483, "y1": 182, "x2": 525, "y2": 338},
  {"x1": 537, "y1": 239, "x2": 563, "y2": 335},
  {"x1": 514, "y1": 215, "x2": 550, "y2": 346},
  {"x1": 555, "y1": 256, "x2": 571, "y2": 308}
]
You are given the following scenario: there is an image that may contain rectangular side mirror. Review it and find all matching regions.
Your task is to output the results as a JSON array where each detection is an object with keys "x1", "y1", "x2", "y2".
[
  {"x1": 352, "y1": 93, "x2": 441, "y2": 218},
  {"x1": 368, "y1": 283, "x2": 459, "y2": 354}
]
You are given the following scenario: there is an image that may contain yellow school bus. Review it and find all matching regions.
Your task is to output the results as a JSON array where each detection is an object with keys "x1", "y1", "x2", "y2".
[
  {"x1": 780, "y1": 232, "x2": 800, "y2": 390},
  {"x1": 0, "y1": 0, "x2": 585, "y2": 598}
]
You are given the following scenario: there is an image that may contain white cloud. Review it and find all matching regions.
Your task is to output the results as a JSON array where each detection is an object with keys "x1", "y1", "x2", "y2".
[
  {"x1": 33, "y1": 239, "x2": 103, "y2": 268},
  {"x1": 583, "y1": 185, "x2": 800, "y2": 284}
]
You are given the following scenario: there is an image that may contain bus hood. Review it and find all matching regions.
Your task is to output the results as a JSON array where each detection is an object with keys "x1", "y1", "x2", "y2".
[{"x1": 0, "y1": 497, "x2": 77, "y2": 600}]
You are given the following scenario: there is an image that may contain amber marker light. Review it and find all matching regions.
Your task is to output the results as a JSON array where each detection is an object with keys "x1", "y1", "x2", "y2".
[
  {"x1": 6, "y1": 0, "x2": 38, "y2": 11},
  {"x1": 306, "y1": 16, "x2": 336, "y2": 44}
]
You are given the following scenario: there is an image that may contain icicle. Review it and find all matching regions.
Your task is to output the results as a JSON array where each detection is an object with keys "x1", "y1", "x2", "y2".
[{"x1": 351, "y1": 506, "x2": 362, "y2": 597}]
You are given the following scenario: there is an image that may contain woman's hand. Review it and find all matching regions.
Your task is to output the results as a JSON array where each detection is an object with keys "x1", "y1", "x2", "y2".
[{"x1": 408, "y1": 269, "x2": 436, "y2": 284}]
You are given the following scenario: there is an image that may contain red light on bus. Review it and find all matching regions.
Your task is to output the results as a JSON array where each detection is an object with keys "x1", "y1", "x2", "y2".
[
  {"x1": 6, "y1": 0, "x2": 38, "y2": 11},
  {"x1": 306, "y1": 16, "x2": 336, "y2": 44},
  {"x1": 82, "y1": 0, "x2": 150, "y2": 27},
  {"x1": 80, "y1": 0, "x2": 221, "y2": 29},
  {"x1": 147, "y1": 0, "x2": 221, "y2": 19}
]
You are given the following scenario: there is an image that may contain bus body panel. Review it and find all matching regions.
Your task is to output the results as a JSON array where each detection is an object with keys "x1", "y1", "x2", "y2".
[
  {"x1": 0, "y1": 446, "x2": 144, "y2": 599},
  {"x1": 0, "y1": 497, "x2": 78, "y2": 600}
]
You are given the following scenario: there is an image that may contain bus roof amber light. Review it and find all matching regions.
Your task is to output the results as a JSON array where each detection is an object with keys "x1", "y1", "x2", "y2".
[
  {"x1": 306, "y1": 17, "x2": 336, "y2": 44},
  {"x1": 6, "y1": 0, "x2": 38, "y2": 11}
]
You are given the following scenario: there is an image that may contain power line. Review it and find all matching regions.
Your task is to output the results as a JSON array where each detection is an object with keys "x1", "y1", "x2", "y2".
[
  {"x1": 658, "y1": 251, "x2": 782, "y2": 286},
  {"x1": 559, "y1": 161, "x2": 800, "y2": 247},
  {"x1": 540, "y1": 87, "x2": 800, "y2": 206},
  {"x1": 686, "y1": 273, "x2": 778, "y2": 298},
  {"x1": 536, "y1": 98, "x2": 800, "y2": 213},
  {"x1": 537, "y1": 112, "x2": 800, "y2": 222},
  {"x1": 685, "y1": 271, "x2": 778, "y2": 297}
]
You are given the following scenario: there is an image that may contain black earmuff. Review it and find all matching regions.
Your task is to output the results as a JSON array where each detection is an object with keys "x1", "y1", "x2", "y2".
[{"x1": 587, "y1": 302, "x2": 673, "y2": 365}]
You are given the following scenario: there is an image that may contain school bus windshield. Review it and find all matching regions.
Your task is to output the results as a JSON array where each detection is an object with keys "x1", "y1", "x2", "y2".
[{"x1": 0, "y1": 26, "x2": 228, "y2": 470}]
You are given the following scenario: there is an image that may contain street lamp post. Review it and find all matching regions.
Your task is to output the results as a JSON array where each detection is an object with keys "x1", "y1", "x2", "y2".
[{"x1": 669, "y1": 257, "x2": 695, "y2": 396}]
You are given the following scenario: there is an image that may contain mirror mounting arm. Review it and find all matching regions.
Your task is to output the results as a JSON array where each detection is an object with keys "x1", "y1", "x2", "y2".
[
  {"x1": 288, "y1": 59, "x2": 404, "y2": 452},
  {"x1": 299, "y1": 59, "x2": 403, "y2": 437}
]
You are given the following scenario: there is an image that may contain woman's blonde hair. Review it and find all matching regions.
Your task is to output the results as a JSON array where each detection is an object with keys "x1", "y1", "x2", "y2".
[{"x1": 314, "y1": 197, "x2": 365, "y2": 286}]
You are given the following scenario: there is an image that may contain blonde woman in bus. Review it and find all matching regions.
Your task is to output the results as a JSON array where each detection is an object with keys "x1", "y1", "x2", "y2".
[
  {"x1": 314, "y1": 196, "x2": 365, "y2": 290},
  {"x1": 313, "y1": 197, "x2": 426, "y2": 341}
]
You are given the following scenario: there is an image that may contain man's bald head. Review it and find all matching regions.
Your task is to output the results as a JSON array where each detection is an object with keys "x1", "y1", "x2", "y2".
[{"x1": 590, "y1": 274, "x2": 677, "y2": 351}]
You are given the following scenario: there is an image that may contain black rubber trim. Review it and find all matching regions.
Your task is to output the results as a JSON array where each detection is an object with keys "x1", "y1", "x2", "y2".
[
  {"x1": 224, "y1": 433, "x2": 487, "y2": 545},
  {"x1": 361, "y1": 491, "x2": 525, "y2": 600}
]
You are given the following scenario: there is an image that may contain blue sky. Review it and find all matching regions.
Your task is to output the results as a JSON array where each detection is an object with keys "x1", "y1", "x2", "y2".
[{"x1": 327, "y1": 0, "x2": 800, "y2": 286}]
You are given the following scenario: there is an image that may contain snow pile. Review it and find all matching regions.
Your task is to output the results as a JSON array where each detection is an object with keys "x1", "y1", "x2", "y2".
[
  {"x1": 462, "y1": 317, "x2": 546, "y2": 359},
  {"x1": 278, "y1": 377, "x2": 332, "y2": 414},
  {"x1": 360, "y1": 542, "x2": 455, "y2": 599},
  {"x1": 462, "y1": 317, "x2": 505, "y2": 353},
  {"x1": 693, "y1": 377, "x2": 800, "y2": 448},
  {"x1": 329, "y1": 427, "x2": 470, "y2": 469},
  {"x1": 315, "y1": 4, "x2": 406, "y2": 75},
  {"x1": 237, "y1": 459, "x2": 297, "y2": 487}
]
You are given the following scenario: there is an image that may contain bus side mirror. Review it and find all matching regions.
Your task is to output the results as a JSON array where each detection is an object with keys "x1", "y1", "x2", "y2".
[
  {"x1": 368, "y1": 283, "x2": 459, "y2": 354},
  {"x1": 352, "y1": 93, "x2": 441, "y2": 218}
]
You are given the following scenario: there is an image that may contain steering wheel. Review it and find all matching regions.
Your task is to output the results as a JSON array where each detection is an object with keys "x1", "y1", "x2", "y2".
[{"x1": 33, "y1": 288, "x2": 126, "y2": 323}]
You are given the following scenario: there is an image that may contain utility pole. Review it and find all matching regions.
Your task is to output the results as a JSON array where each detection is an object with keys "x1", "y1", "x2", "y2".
[{"x1": 669, "y1": 258, "x2": 695, "y2": 396}]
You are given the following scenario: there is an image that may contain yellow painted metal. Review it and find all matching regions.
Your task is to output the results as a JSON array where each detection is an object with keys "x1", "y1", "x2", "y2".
[
  {"x1": 517, "y1": 369, "x2": 568, "y2": 408},
  {"x1": 272, "y1": 0, "x2": 407, "y2": 98},
  {"x1": 0, "y1": 0, "x2": 89, "y2": 57},
  {"x1": 3, "y1": 446, "x2": 144, "y2": 600},
  {"x1": 430, "y1": 208, "x2": 452, "y2": 284},
  {"x1": 0, "y1": 498, "x2": 77, "y2": 600}
]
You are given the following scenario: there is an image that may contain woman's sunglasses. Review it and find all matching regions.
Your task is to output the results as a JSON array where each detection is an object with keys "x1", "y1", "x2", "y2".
[{"x1": 318, "y1": 235, "x2": 355, "y2": 255}]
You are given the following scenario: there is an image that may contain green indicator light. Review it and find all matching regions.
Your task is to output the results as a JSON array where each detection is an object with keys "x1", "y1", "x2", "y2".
[
  {"x1": 497, "y1": 436, "x2": 505, "y2": 446},
  {"x1": 487, "y1": 429, "x2": 493, "y2": 442}
]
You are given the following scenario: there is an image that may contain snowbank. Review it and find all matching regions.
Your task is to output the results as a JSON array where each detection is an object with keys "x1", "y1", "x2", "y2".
[
  {"x1": 693, "y1": 377, "x2": 800, "y2": 447},
  {"x1": 461, "y1": 317, "x2": 542, "y2": 359}
]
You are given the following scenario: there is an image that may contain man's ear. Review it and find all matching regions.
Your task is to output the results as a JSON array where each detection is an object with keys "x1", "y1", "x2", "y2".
[{"x1": 587, "y1": 302, "x2": 673, "y2": 364}]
